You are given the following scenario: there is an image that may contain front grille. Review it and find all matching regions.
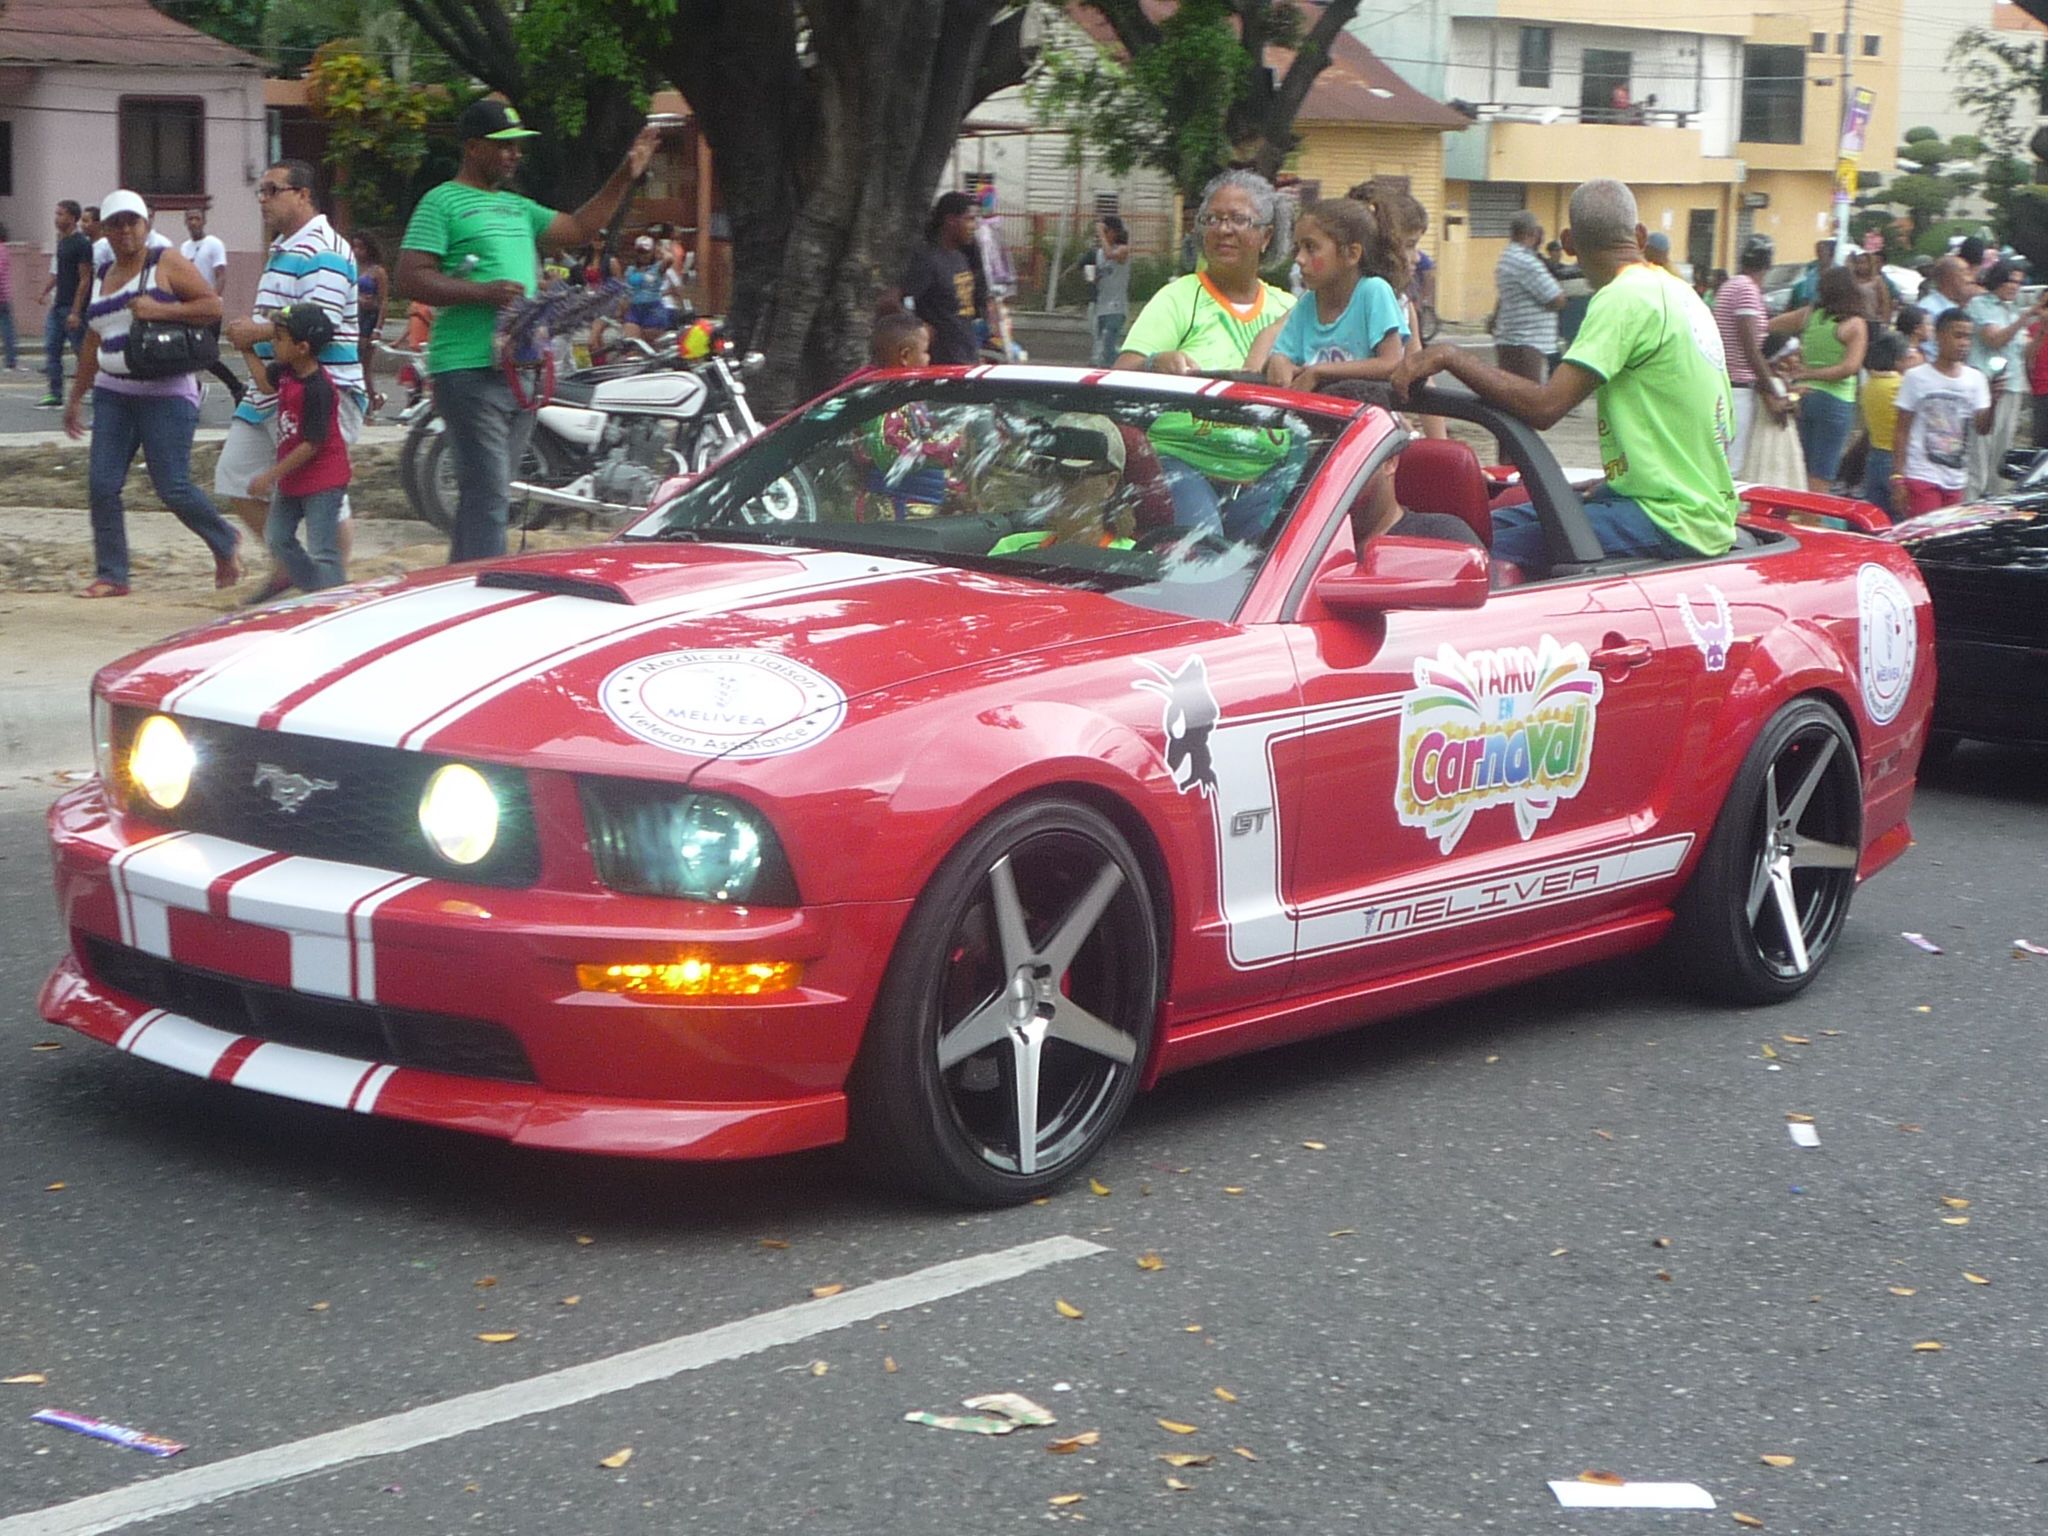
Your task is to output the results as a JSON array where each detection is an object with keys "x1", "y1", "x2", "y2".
[
  {"x1": 84, "y1": 936, "x2": 539, "y2": 1084},
  {"x1": 111, "y1": 709, "x2": 539, "y2": 887}
]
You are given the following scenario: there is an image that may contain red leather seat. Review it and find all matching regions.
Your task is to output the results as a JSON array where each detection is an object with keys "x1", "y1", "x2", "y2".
[{"x1": 1394, "y1": 437, "x2": 1494, "y2": 549}]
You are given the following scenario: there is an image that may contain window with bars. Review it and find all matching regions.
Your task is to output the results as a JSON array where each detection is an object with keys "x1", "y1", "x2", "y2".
[
  {"x1": 1518, "y1": 26, "x2": 1552, "y2": 89},
  {"x1": 1466, "y1": 182, "x2": 1527, "y2": 238},
  {"x1": 120, "y1": 98, "x2": 204, "y2": 196},
  {"x1": 1740, "y1": 46, "x2": 1805, "y2": 145}
]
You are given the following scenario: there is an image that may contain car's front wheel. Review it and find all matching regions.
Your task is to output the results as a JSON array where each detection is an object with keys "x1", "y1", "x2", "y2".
[
  {"x1": 849, "y1": 799, "x2": 1160, "y2": 1206},
  {"x1": 1671, "y1": 698, "x2": 1863, "y2": 1003}
]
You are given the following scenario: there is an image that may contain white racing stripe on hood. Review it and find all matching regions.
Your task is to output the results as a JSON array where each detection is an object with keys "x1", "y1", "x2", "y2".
[
  {"x1": 273, "y1": 550, "x2": 900, "y2": 750},
  {"x1": 165, "y1": 581, "x2": 528, "y2": 726}
]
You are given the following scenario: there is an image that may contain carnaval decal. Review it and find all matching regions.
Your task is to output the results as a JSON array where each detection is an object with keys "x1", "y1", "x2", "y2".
[{"x1": 1396, "y1": 637, "x2": 1603, "y2": 854}]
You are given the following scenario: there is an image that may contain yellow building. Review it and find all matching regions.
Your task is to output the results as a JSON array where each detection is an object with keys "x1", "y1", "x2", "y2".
[{"x1": 1433, "y1": 0, "x2": 1903, "y2": 324}]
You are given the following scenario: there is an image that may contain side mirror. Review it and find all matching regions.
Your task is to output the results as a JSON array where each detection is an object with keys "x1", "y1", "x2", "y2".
[{"x1": 1312, "y1": 535, "x2": 1490, "y2": 617}]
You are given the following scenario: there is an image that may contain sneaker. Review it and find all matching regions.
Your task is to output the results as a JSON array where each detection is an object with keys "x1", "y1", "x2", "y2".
[{"x1": 36, "y1": 394, "x2": 62, "y2": 408}]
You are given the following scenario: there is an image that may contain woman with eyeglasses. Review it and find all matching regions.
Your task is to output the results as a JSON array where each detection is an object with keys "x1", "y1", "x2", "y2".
[{"x1": 1114, "y1": 171, "x2": 1295, "y2": 376}]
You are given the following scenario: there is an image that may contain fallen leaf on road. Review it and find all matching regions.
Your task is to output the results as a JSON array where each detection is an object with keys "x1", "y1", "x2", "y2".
[
  {"x1": 44, "y1": 1183, "x2": 65, "y2": 1192},
  {"x1": 3, "y1": 1374, "x2": 47, "y2": 1385},
  {"x1": 1184, "y1": 1325, "x2": 1203, "y2": 1333},
  {"x1": 1159, "y1": 1453, "x2": 1215, "y2": 1467},
  {"x1": 1653, "y1": 1237, "x2": 1671, "y2": 1248},
  {"x1": 810, "y1": 1360, "x2": 828, "y2": 1377},
  {"x1": 1089, "y1": 1178, "x2": 1111, "y2": 1196},
  {"x1": 1056, "y1": 1299, "x2": 1084, "y2": 1319},
  {"x1": 1550, "y1": 1247, "x2": 1569, "y2": 1257},
  {"x1": 1577, "y1": 1469, "x2": 1626, "y2": 1486},
  {"x1": 1485, "y1": 1055, "x2": 1499, "y2": 1064},
  {"x1": 574, "y1": 1235, "x2": 594, "y2": 1246},
  {"x1": 1213, "y1": 1386, "x2": 1237, "y2": 1402},
  {"x1": 811, "y1": 1284, "x2": 845, "y2": 1298},
  {"x1": 1047, "y1": 1431, "x2": 1099, "y2": 1454},
  {"x1": 474, "y1": 1277, "x2": 497, "y2": 1288},
  {"x1": 1165, "y1": 1477, "x2": 1193, "y2": 1490},
  {"x1": 1223, "y1": 1186, "x2": 1245, "y2": 1195},
  {"x1": 1942, "y1": 1217, "x2": 1971, "y2": 1226},
  {"x1": 1302, "y1": 1141, "x2": 1326, "y2": 1151},
  {"x1": 1655, "y1": 1270, "x2": 1673, "y2": 1283},
  {"x1": 1594, "y1": 1130, "x2": 1613, "y2": 1141},
  {"x1": 1781, "y1": 1035, "x2": 1811, "y2": 1045},
  {"x1": 30, "y1": 1043, "x2": 62, "y2": 1052},
  {"x1": 884, "y1": 1357, "x2": 898, "y2": 1372},
  {"x1": 1231, "y1": 1446, "x2": 1258, "y2": 1460},
  {"x1": 1941, "y1": 1197, "x2": 1970, "y2": 1209},
  {"x1": 308, "y1": 1301, "x2": 331, "y2": 1311},
  {"x1": 560, "y1": 1296, "x2": 580, "y2": 1306},
  {"x1": 1888, "y1": 1286, "x2": 1917, "y2": 1297},
  {"x1": 1329, "y1": 1229, "x2": 1357, "y2": 1238},
  {"x1": 1734, "y1": 1514, "x2": 1764, "y2": 1529},
  {"x1": 1137, "y1": 1253, "x2": 1164, "y2": 1272},
  {"x1": 759, "y1": 1238, "x2": 790, "y2": 1250},
  {"x1": 1965, "y1": 1272, "x2": 1990, "y2": 1285},
  {"x1": 1760, "y1": 1044, "x2": 1778, "y2": 1059},
  {"x1": 1912, "y1": 1341, "x2": 1944, "y2": 1352},
  {"x1": 1049, "y1": 1493, "x2": 1084, "y2": 1507},
  {"x1": 598, "y1": 1448, "x2": 632, "y2": 1469},
  {"x1": 1158, "y1": 1419, "x2": 1198, "y2": 1435},
  {"x1": 1761, "y1": 1454, "x2": 1795, "y2": 1468},
  {"x1": 476, "y1": 1332, "x2": 519, "y2": 1344},
  {"x1": 1785, "y1": 1113, "x2": 1815, "y2": 1123},
  {"x1": 1899, "y1": 1123, "x2": 1922, "y2": 1133}
]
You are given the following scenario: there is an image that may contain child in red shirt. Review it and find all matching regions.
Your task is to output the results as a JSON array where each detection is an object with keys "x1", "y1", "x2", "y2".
[{"x1": 248, "y1": 304, "x2": 352, "y2": 591}]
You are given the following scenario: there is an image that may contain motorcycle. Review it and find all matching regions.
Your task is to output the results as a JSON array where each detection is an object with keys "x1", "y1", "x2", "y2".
[{"x1": 400, "y1": 340, "x2": 779, "y2": 533}]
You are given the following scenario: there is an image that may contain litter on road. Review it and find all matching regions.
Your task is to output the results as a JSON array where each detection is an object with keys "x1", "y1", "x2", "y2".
[
  {"x1": 905, "y1": 1392, "x2": 1056, "y2": 1435},
  {"x1": 31, "y1": 1408, "x2": 186, "y2": 1457},
  {"x1": 1901, "y1": 932, "x2": 1943, "y2": 954},
  {"x1": 1788, "y1": 1122, "x2": 1821, "y2": 1148},
  {"x1": 1548, "y1": 1478, "x2": 1715, "y2": 1509},
  {"x1": 2014, "y1": 939, "x2": 2048, "y2": 956}
]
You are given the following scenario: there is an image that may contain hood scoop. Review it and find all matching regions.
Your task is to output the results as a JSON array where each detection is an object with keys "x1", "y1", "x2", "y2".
[{"x1": 476, "y1": 570, "x2": 633, "y2": 605}]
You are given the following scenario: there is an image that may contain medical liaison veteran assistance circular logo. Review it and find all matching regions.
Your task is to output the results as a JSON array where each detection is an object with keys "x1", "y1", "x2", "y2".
[
  {"x1": 1855, "y1": 564, "x2": 1916, "y2": 726},
  {"x1": 601, "y1": 650, "x2": 848, "y2": 759}
]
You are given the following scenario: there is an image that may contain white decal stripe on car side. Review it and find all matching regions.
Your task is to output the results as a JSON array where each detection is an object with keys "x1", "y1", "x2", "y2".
[
  {"x1": 395, "y1": 552, "x2": 900, "y2": 751},
  {"x1": 224, "y1": 858, "x2": 421, "y2": 1000},
  {"x1": 350, "y1": 877, "x2": 428, "y2": 1003},
  {"x1": 352, "y1": 1063, "x2": 399, "y2": 1113},
  {"x1": 1293, "y1": 834, "x2": 1696, "y2": 956},
  {"x1": 123, "y1": 1010, "x2": 237, "y2": 1079},
  {"x1": 165, "y1": 581, "x2": 525, "y2": 724},
  {"x1": 232, "y1": 1041, "x2": 384, "y2": 1110}
]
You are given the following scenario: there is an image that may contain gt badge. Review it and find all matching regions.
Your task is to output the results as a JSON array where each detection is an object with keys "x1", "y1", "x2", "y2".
[
  {"x1": 1678, "y1": 585, "x2": 1734, "y2": 671},
  {"x1": 253, "y1": 762, "x2": 338, "y2": 814},
  {"x1": 1396, "y1": 637, "x2": 1603, "y2": 854},
  {"x1": 1134, "y1": 655, "x2": 1220, "y2": 797}
]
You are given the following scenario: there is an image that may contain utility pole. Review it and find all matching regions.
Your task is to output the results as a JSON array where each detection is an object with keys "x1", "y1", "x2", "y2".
[{"x1": 1834, "y1": 0, "x2": 1855, "y2": 262}]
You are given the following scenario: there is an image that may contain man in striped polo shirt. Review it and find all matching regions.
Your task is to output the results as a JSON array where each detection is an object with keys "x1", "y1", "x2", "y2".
[
  {"x1": 217, "y1": 159, "x2": 363, "y2": 602},
  {"x1": 1492, "y1": 210, "x2": 1564, "y2": 382}
]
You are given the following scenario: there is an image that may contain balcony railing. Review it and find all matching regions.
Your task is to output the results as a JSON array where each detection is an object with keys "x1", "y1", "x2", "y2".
[{"x1": 1462, "y1": 102, "x2": 1697, "y2": 130}]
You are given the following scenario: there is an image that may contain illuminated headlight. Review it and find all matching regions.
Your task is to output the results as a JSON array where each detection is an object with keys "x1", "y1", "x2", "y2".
[
  {"x1": 418, "y1": 763, "x2": 499, "y2": 865},
  {"x1": 128, "y1": 714, "x2": 195, "y2": 810},
  {"x1": 580, "y1": 781, "x2": 798, "y2": 904}
]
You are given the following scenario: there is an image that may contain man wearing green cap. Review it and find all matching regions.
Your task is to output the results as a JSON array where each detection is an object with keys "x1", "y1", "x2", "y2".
[{"x1": 398, "y1": 98, "x2": 660, "y2": 562}]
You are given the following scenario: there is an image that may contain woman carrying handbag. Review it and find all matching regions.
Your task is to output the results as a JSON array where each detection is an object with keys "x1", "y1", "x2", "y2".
[{"x1": 65, "y1": 190, "x2": 241, "y2": 599}]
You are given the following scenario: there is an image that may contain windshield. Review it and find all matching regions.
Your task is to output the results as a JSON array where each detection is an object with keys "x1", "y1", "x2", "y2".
[{"x1": 623, "y1": 378, "x2": 1349, "y2": 621}]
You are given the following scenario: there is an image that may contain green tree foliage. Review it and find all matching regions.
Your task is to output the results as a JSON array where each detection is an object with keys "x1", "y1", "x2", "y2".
[
  {"x1": 305, "y1": 41, "x2": 436, "y2": 227},
  {"x1": 149, "y1": 0, "x2": 267, "y2": 54},
  {"x1": 1031, "y1": 0, "x2": 1364, "y2": 212},
  {"x1": 1879, "y1": 129, "x2": 1983, "y2": 236},
  {"x1": 1949, "y1": 27, "x2": 2048, "y2": 162}
]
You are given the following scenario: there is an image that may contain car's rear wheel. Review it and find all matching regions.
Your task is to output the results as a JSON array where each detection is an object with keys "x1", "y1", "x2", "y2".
[
  {"x1": 1671, "y1": 698, "x2": 1863, "y2": 1003},
  {"x1": 848, "y1": 798, "x2": 1159, "y2": 1206}
]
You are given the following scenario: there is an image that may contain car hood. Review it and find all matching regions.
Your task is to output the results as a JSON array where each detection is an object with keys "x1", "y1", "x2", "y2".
[
  {"x1": 1881, "y1": 497, "x2": 2048, "y2": 565},
  {"x1": 96, "y1": 543, "x2": 1199, "y2": 772}
]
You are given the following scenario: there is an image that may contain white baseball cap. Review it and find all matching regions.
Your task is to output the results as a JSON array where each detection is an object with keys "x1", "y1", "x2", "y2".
[{"x1": 99, "y1": 189, "x2": 149, "y2": 222}]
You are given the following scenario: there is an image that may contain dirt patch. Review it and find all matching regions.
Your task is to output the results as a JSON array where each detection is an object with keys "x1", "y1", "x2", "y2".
[{"x1": 0, "y1": 441, "x2": 410, "y2": 518}]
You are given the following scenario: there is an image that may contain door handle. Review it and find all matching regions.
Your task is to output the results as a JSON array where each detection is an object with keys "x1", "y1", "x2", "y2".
[{"x1": 1590, "y1": 638, "x2": 1654, "y2": 674}]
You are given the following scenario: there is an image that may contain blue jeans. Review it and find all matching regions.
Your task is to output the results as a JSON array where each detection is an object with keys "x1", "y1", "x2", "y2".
[
  {"x1": 1797, "y1": 389, "x2": 1855, "y2": 482},
  {"x1": 266, "y1": 485, "x2": 348, "y2": 591},
  {"x1": 1489, "y1": 489, "x2": 1699, "y2": 574},
  {"x1": 44, "y1": 307, "x2": 78, "y2": 396},
  {"x1": 1862, "y1": 446, "x2": 1894, "y2": 515},
  {"x1": 1092, "y1": 312, "x2": 1126, "y2": 368},
  {"x1": 88, "y1": 388, "x2": 240, "y2": 587},
  {"x1": 435, "y1": 366, "x2": 539, "y2": 563}
]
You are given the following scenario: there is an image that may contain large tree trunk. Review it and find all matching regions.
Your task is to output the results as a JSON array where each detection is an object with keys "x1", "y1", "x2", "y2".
[{"x1": 666, "y1": 0, "x2": 1026, "y2": 415}]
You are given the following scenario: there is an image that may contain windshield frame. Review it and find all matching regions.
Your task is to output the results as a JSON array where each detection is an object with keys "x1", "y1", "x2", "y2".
[{"x1": 622, "y1": 372, "x2": 1359, "y2": 623}]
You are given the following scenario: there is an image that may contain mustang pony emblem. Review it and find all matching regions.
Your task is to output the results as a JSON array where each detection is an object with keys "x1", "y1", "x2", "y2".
[
  {"x1": 1678, "y1": 586, "x2": 1734, "y2": 672},
  {"x1": 252, "y1": 762, "x2": 339, "y2": 814},
  {"x1": 1134, "y1": 655, "x2": 1220, "y2": 798}
]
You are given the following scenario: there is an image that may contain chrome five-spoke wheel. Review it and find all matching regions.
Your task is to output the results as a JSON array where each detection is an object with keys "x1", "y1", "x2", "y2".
[
  {"x1": 850, "y1": 799, "x2": 1159, "y2": 1205},
  {"x1": 1674, "y1": 699, "x2": 1862, "y2": 1003}
]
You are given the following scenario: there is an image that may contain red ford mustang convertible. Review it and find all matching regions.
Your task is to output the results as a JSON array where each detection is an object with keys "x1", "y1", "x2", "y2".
[{"x1": 42, "y1": 368, "x2": 1935, "y2": 1204}]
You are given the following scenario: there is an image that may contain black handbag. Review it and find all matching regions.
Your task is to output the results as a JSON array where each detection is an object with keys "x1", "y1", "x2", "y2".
[{"x1": 121, "y1": 251, "x2": 221, "y2": 379}]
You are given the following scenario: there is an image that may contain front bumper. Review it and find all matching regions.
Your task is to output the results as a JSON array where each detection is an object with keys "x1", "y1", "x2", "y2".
[{"x1": 41, "y1": 785, "x2": 912, "y2": 1160}]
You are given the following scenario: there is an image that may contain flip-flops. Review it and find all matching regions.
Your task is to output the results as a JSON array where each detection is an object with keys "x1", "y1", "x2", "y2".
[{"x1": 76, "y1": 580, "x2": 130, "y2": 599}]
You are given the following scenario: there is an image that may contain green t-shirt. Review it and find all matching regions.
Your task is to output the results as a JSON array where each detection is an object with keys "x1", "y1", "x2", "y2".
[
  {"x1": 400, "y1": 181, "x2": 557, "y2": 373},
  {"x1": 1562, "y1": 263, "x2": 1739, "y2": 557},
  {"x1": 1119, "y1": 273, "x2": 1294, "y2": 372}
]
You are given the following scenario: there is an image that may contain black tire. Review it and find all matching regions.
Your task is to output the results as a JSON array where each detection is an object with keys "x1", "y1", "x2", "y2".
[
  {"x1": 1670, "y1": 698, "x2": 1863, "y2": 1004},
  {"x1": 847, "y1": 798, "x2": 1160, "y2": 1206},
  {"x1": 507, "y1": 432, "x2": 568, "y2": 532},
  {"x1": 400, "y1": 419, "x2": 448, "y2": 532}
]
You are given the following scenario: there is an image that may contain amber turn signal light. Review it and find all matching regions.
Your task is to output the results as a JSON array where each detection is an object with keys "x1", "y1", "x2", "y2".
[{"x1": 577, "y1": 957, "x2": 801, "y2": 998}]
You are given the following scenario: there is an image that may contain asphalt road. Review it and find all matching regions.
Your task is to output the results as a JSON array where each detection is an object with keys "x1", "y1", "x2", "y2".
[
  {"x1": 3, "y1": 747, "x2": 2046, "y2": 1535},
  {"x1": 0, "y1": 365, "x2": 241, "y2": 436}
]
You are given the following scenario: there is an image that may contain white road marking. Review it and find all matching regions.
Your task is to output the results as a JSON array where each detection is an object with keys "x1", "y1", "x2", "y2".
[{"x1": 0, "y1": 1235, "x2": 1105, "y2": 1536}]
